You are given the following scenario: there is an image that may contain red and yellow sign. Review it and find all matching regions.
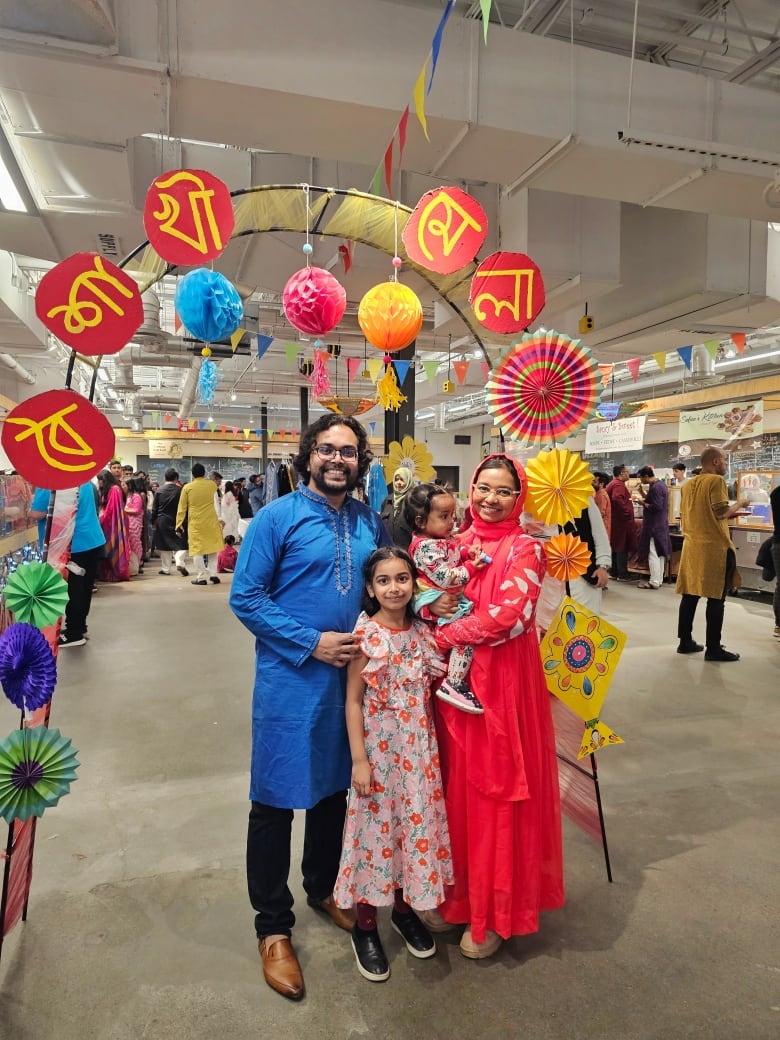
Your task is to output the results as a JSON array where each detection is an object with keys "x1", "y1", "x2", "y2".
[
  {"x1": 35, "y1": 253, "x2": 143, "y2": 356},
  {"x1": 1, "y1": 390, "x2": 115, "y2": 490},
  {"x1": 402, "y1": 187, "x2": 487, "y2": 275},
  {"x1": 144, "y1": 168, "x2": 235, "y2": 265},
  {"x1": 469, "y1": 251, "x2": 545, "y2": 334}
]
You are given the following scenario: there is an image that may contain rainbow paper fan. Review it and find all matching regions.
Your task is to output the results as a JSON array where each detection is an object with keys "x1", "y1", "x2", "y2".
[
  {"x1": 545, "y1": 532, "x2": 592, "y2": 583},
  {"x1": 486, "y1": 330, "x2": 601, "y2": 444},
  {"x1": 525, "y1": 448, "x2": 594, "y2": 527}
]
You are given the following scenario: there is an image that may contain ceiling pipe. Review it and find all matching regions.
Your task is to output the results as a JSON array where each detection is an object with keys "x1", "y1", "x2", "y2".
[
  {"x1": 0, "y1": 353, "x2": 36, "y2": 384},
  {"x1": 177, "y1": 357, "x2": 203, "y2": 420}
]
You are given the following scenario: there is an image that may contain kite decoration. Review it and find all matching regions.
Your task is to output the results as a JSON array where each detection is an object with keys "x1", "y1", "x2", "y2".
[
  {"x1": 0, "y1": 725, "x2": 80, "y2": 824},
  {"x1": 540, "y1": 598, "x2": 626, "y2": 759},
  {"x1": 525, "y1": 448, "x2": 595, "y2": 526},
  {"x1": 174, "y1": 269, "x2": 243, "y2": 343},
  {"x1": 34, "y1": 253, "x2": 143, "y2": 357},
  {"x1": 383, "y1": 436, "x2": 436, "y2": 484},
  {"x1": 544, "y1": 532, "x2": 592, "y2": 583},
  {"x1": 469, "y1": 251, "x2": 545, "y2": 334},
  {"x1": 402, "y1": 186, "x2": 487, "y2": 275},
  {"x1": 1, "y1": 389, "x2": 116, "y2": 490},
  {"x1": 0, "y1": 623, "x2": 57, "y2": 713},
  {"x1": 486, "y1": 330, "x2": 602, "y2": 445},
  {"x1": 2, "y1": 563, "x2": 69, "y2": 630},
  {"x1": 143, "y1": 168, "x2": 235, "y2": 265}
]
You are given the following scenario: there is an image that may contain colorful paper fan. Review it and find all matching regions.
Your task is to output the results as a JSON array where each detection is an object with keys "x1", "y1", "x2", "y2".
[
  {"x1": 2, "y1": 562, "x2": 69, "y2": 629},
  {"x1": 545, "y1": 532, "x2": 592, "y2": 583},
  {"x1": 525, "y1": 448, "x2": 594, "y2": 526},
  {"x1": 0, "y1": 725, "x2": 79, "y2": 823},
  {"x1": 0, "y1": 623, "x2": 57, "y2": 712},
  {"x1": 485, "y1": 330, "x2": 601, "y2": 444}
]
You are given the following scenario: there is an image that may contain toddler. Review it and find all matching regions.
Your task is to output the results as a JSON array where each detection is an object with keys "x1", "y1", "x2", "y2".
[{"x1": 217, "y1": 534, "x2": 238, "y2": 573}]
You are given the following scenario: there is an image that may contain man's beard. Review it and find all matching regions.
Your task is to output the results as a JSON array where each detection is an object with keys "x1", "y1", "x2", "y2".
[{"x1": 310, "y1": 464, "x2": 359, "y2": 496}]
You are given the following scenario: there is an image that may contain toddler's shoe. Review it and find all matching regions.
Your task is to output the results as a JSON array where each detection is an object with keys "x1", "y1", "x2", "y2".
[
  {"x1": 436, "y1": 679, "x2": 484, "y2": 715},
  {"x1": 390, "y1": 909, "x2": 436, "y2": 958},
  {"x1": 351, "y1": 925, "x2": 390, "y2": 982}
]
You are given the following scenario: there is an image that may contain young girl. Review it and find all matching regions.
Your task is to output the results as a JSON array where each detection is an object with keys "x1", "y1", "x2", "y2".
[
  {"x1": 334, "y1": 547, "x2": 453, "y2": 983},
  {"x1": 124, "y1": 477, "x2": 146, "y2": 575},
  {"x1": 217, "y1": 534, "x2": 238, "y2": 573},
  {"x1": 404, "y1": 483, "x2": 489, "y2": 715}
]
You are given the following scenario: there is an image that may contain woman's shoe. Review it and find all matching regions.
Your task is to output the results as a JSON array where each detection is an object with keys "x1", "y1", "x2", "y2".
[
  {"x1": 419, "y1": 907, "x2": 454, "y2": 933},
  {"x1": 351, "y1": 925, "x2": 390, "y2": 982},
  {"x1": 459, "y1": 928, "x2": 503, "y2": 960}
]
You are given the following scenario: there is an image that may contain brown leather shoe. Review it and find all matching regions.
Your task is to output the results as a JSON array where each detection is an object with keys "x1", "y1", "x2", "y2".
[
  {"x1": 307, "y1": 894, "x2": 356, "y2": 931},
  {"x1": 258, "y1": 937, "x2": 304, "y2": 1000}
]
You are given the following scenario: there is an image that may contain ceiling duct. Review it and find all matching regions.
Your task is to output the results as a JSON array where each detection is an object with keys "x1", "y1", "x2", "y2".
[
  {"x1": 690, "y1": 344, "x2": 718, "y2": 382},
  {"x1": 130, "y1": 290, "x2": 169, "y2": 348}
]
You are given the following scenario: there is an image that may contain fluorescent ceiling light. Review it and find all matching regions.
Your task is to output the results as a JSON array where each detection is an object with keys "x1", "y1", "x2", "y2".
[
  {"x1": 0, "y1": 126, "x2": 33, "y2": 213},
  {"x1": 618, "y1": 129, "x2": 780, "y2": 169},
  {"x1": 715, "y1": 350, "x2": 780, "y2": 369}
]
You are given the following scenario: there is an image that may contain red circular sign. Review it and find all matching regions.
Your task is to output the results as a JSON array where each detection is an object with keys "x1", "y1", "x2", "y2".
[
  {"x1": 403, "y1": 186, "x2": 487, "y2": 275},
  {"x1": 1, "y1": 390, "x2": 116, "y2": 490},
  {"x1": 469, "y1": 251, "x2": 546, "y2": 334},
  {"x1": 143, "y1": 168, "x2": 235, "y2": 265},
  {"x1": 35, "y1": 253, "x2": 143, "y2": 357}
]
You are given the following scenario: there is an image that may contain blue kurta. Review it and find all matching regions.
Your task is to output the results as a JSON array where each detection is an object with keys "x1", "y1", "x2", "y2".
[{"x1": 230, "y1": 484, "x2": 390, "y2": 809}]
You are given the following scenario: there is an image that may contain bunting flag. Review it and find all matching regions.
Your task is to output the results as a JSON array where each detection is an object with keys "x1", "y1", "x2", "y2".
[
  {"x1": 393, "y1": 360, "x2": 411, "y2": 385},
  {"x1": 284, "y1": 342, "x2": 300, "y2": 366},
  {"x1": 625, "y1": 358, "x2": 642, "y2": 382},
  {"x1": 189, "y1": 419, "x2": 197, "y2": 431},
  {"x1": 369, "y1": 422, "x2": 376, "y2": 434},
  {"x1": 704, "y1": 339, "x2": 719, "y2": 360},
  {"x1": 268, "y1": 429, "x2": 275, "y2": 438},
  {"x1": 480, "y1": 0, "x2": 492, "y2": 43},
  {"x1": 220, "y1": 424, "x2": 227, "y2": 433},
  {"x1": 174, "y1": 312, "x2": 182, "y2": 333},
  {"x1": 413, "y1": 62, "x2": 429, "y2": 141},
  {"x1": 370, "y1": 165, "x2": 383, "y2": 196},
  {"x1": 232, "y1": 426, "x2": 239, "y2": 435},
  {"x1": 209, "y1": 421, "x2": 216, "y2": 432},
  {"x1": 230, "y1": 327, "x2": 245, "y2": 352},
  {"x1": 255, "y1": 429, "x2": 261, "y2": 437},
  {"x1": 397, "y1": 106, "x2": 410, "y2": 168},
  {"x1": 423, "y1": 360, "x2": 440, "y2": 383},
  {"x1": 164, "y1": 413, "x2": 172, "y2": 424},
  {"x1": 346, "y1": 357, "x2": 362, "y2": 381},
  {"x1": 384, "y1": 140, "x2": 394, "y2": 196},
  {"x1": 197, "y1": 420, "x2": 204, "y2": 431},
  {"x1": 453, "y1": 359, "x2": 470, "y2": 384},
  {"x1": 367, "y1": 357, "x2": 385, "y2": 382},
  {"x1": 256, "y1": 334, "x2": 273, "y2": 359},
  {"x1": 338, "y1": 243, "x2": 353, "y2": 274},
  {"x1": 652, "y1": 351, "x2": 667, "y2": 374},
  {"x1": 480, "y1": 361, "x2": 491, "y2": 382},
  {"x1": 151, "y1": 411, "x2": 159, "y2": 424},
  {"x1": 677, "y1": 346, "x2": 693, "y2": 370},
  {"x1": 243, "y1": 429, "x2": 250, "y2": 439},
  {"x1": 730, "y1": 332, "x2": 746, "y2": 354},
  {"x1": 597, "y1": 364, "x2": 614, "y2": 388},
  {"x1": 428, "y1": 0, "x2": 456, "y2": 94}
]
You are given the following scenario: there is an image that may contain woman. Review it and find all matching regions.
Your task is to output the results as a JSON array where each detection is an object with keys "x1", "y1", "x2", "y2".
[
  {"x1": 97, "y1": 469, "x2": 130, "y2": 582},
  {"x1": 220, "y1": 480, "x2": 240, "y2": 541},
  {"x1": 424, "y1": 454, "x2": 564, "y2": 958},
  {"x1": 124, "y1": 477, "x2": 146, "y2": 574},
  {"x1": 379, "y1": 466, "x2": 414, "y2": 550}
]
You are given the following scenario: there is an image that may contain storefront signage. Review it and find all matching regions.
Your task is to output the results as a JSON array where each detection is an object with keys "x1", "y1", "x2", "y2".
[
  {"x1": 148, "y1": 439, "x2": 184, "y2": 459},
  {"x1": 678, "y1": 399, "x2": 763, "y2": 454},
  {"x1": 585, "y1": 415, "x2": 646, "y2": 455}
]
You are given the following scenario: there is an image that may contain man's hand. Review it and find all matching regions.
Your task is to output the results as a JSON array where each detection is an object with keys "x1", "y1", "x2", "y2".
[
  {"x1": 312, "y1": 631, "x2": 358, "y2": 667},
  {"x1": 427, "y1": 592, "x2": 460, "y2": 619},
  {"x1": 592, "y1": 566, "x2": 609, "y2": 589}
]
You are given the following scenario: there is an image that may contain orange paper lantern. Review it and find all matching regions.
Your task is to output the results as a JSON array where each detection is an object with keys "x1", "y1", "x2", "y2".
[{"x1": 358, "y1": 282, "x2": 423, "y2": 353}]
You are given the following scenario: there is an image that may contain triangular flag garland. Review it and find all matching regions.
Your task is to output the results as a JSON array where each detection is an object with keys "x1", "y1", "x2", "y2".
[
  {"x1": 367, "y1": 357, "x2": 385, "y2": 383},
  {"x1": 346, "y1": 357, "x2": 362, "y2": 381},
  {"x1": 480, "y1": 361, "x2": 491, "y2": 382},
  {"x1": 625, "y1": 358, "x2": 641, "y2": 382},
  {"x1": 677, "y1": 346, "x2": 693, "y2": 370},
  {"x1": 597, "y1": 364, "x2": 614, "y2": 388},
  {"x1": 230, "y1": 327, "x2": 245, "y2": 352},
  {"x1": 480, "y1": 0, "x2": 492, "y2": 43},
  {"x1": 393, "y1": 360, "x2": 411, "y2": 385},
  {"x1": 413, "y1": 62, "x2": 429, "y2": 142},
  {"x1": 730, "y1": 332, "x2": 746, "y2": 354},
  {"x1": 423, "y1": 360, "x2": 440, "y2": 383},
  {"x1": 284, "y1": 342, "x2": 300, "y2": 366},
  {"x1": 652, "y1": 351, "x2": 667, "y2": 374},
  {"x1": 704, "y1": 339, "x2": 719, "y2": 361},
  {"x1": 256, "y1": 334, "x2": 273, "y2": 359},
  {"x1": 427, "y1": 0, "x2": 456, "y2": 94}
]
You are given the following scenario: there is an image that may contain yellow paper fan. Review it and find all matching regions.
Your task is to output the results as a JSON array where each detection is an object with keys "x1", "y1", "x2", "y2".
[
  {"x1": 376, "y1": 365, "x2": 408, "y2": 412},
  {"x1": 525, "y1": 447, "x2": 593, "y2": 526},
  {"x1": 545, "y1": 532, "x2": 592, "y2": 582}
]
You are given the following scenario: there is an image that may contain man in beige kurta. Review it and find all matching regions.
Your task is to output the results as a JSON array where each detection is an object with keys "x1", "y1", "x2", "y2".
[
  {"x1": 175, "y1": 463, "x2": 225, "y2": 585},
  {"x1": 676, "y1": 447, "x2": 749, "y2": 661}
]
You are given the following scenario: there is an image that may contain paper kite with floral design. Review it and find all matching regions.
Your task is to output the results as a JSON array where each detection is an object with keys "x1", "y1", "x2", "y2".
[{"x1": 383, "y1": 435, "x2": 436, "y2": 484}]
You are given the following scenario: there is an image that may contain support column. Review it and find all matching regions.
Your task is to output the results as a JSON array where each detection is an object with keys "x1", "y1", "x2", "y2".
[
  {"x1": 299, "y1": 386, "x2": 309, "y2": 432},
  {"x1": 261, "y1": 403, "x2": 268, "y2": 472},
  {"x1": 383, "y1": 343, "x2": 415, "y2": 452}
]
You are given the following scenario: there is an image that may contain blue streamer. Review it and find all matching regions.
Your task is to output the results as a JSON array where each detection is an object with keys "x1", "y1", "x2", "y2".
[{"x1": 197, "y1": 357, "x2": 220, "y2": 405}]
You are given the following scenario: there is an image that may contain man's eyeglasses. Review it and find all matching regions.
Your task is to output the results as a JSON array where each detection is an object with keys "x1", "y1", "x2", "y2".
[
  {"x1": 473, "y1": 483, "x2": 521, "y2": 500},
  {"x1": 312, "y1": 444, "x2": 359, "y2": 461}
]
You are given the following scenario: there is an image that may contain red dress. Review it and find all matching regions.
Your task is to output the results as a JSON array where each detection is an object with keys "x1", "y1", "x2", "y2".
[{"x1": 433, "y1": 456, "x2": 564, "y2": 943}]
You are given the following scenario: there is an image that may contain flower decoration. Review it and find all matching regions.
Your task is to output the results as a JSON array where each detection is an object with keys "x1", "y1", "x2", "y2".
[
  {"x1": 358, "y1": 282, "x2": 423, "y2": 352},
  {"x1": 383, "y1": 436, "x2": 436, "y2": 484},
  {"x1": 0, "y1": 725, "x2": 79, "y2": 824},
  {"x1": 282, "y1": 267, "x2": 347, "y2": 336},
  {"x1": 174, "y1": 269, "x2": 243, "y2": 342},
  {"x1": 3, "y1": 562, "x2": 69, "y2": 629},
  {"x1": 525, "y1": 448, "x2": 594, "y2": 526},
  {"x1": 545, "y1": 532, "x2": 592, "y2": 583},
  {"x1": 540, "y1": 597, "x2": 626, "y2": 721},
  {"x1": 0, "y1": 623, "x2": 57, "y2": 712}
]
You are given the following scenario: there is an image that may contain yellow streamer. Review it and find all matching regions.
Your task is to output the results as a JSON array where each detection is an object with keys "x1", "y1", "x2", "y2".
[{"x1": 376, "y1": 366, "x2": 408, "y2": 412}]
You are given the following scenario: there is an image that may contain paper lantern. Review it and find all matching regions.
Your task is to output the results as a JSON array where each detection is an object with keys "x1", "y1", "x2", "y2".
[
  {"x1": 282, "y1": 267, "x2": 346, "y2": 336},
  {"x1": 174, "y1": 270, "x2": 243, "y2": 342},
  {"x1": 358, "y1": 282, "x2": 423, "y2": 352}
]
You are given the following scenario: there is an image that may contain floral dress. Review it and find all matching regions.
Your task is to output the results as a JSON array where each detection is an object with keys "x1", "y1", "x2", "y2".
[{"x1": 334, "y1": 613, "x2": 453, "y2": 910}]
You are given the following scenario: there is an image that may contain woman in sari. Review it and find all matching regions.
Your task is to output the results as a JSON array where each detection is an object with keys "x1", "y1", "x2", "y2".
[
  {"x1": 97, "y1": 469, "x2": 131, "y2": 582},
  {"x1": 124, "y1": 477, "x2": 146, "y2": 575},
  {"x1": 423, "y1": 454, "x2": 564, "y2": 959}
]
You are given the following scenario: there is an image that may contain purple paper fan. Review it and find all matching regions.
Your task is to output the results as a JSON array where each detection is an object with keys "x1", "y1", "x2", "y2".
[{"x1": 0, "y1": 622, "x2": 57, "y2": 712}]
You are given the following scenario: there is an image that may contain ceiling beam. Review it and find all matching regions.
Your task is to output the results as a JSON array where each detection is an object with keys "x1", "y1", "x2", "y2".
[{"x1": 726, "y1": 39, "x2": 780, "y2": 84}]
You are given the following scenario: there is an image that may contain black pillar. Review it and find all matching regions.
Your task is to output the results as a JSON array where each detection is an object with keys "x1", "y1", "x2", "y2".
[
  {"x1": 384, "y1": 342, "x2": 416, "y2": 452},
  {"x1": 299, "y1": 386, "x2": 309, "y2": 432},
  {"x1": 261, "y1": 403, "x2": 268, "y2": 471}
]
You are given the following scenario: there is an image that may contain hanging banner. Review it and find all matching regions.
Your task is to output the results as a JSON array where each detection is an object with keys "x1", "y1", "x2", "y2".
[
  {"x1": 585, "y1": 415, "x2": 647, "y2": 455},
  {"x1": 143, "y1": 169, "x2": 234, "y2": 265},
  {"x1": 469, "y1": 252, "x2": 545, "y2": 334},
  {"x1": 678, "y1": 399, "x2": 763, "y2": 455},
  {"x1": 402, "y1": 187, "x2": 487, "y2": 275},
  {"x1": 149, "y1": 439, "x2": 185, "y2": 460}
]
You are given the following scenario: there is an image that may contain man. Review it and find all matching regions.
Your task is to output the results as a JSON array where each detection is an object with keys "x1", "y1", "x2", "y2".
[
  {"x1": 151, "y1": 468, "x2": 188, "y2": 576},
  {"x1": 591, "y1": 471, "x2": 611, "y2": 539},
  {"x1": 672, "y1": 463, "x2": 687, "y2": 485},
  {"x1": 175, "y1": 464, "x2": 225, "y2": 585},
  {"x1": 567, "y1": 496, "x2": 611, "y2": 614},
  {"x1": 236, "y1": 476, "x2": 254, "y2": 520},
  {"x1": 675, "y1": 446, "x2": 750, "y2": 661},
  {"x1": 229, "y1": 415, "x2": 389, "y2": 1001},
  {"x1": 636, "y1": 466, "x2": 672, "y2": 590},
  {"x1": 605, "y1": 464, "x2": 636, "y2": 581},
  {"x1": 109, "y1": 459, "x2": 123, "y2": 482},
  {"x1": 249, "y1": 474, "x2": 265, "y2": 515}
]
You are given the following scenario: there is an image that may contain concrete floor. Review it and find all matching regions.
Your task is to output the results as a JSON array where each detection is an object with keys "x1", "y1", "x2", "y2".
[{"x1": 0, "y1": 569, "x2": 778, "y2": 1040}]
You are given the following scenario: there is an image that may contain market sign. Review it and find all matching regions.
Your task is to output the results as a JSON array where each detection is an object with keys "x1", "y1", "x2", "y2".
[
  {"x1": 148, "y1": 439, "x2": 185, "y2": 459},
  {"x1": 585, "y1": 415, "x2": 646, "y2": 455},
  {"x1": 678, "y1": 399, "x2": 763, "y2": 452}
]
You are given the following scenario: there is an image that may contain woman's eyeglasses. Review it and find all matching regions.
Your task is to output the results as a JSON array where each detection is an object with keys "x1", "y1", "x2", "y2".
[
  {"x1": 312, "y1": 445, "x2": 359, "y2": 460},
  {"x1": 473, "y1": 483, "x2": 521, "y2": 500}
]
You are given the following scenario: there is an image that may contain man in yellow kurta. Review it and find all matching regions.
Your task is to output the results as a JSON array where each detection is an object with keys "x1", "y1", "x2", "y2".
[
  {"x1": 676, "y1": 446, "x2": 750, "y2": 661},
  {"x1": 176, "y1": 462, "x2": 226, "y2": 585}
]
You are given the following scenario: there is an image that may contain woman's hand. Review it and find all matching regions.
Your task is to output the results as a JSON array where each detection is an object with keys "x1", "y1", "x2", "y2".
[
  {"x1": 351, "y1": 759, "x2": 372, "y2": 797},
  {"x1": 427, "y1": 592, "x2": 460, "y2": 619}
]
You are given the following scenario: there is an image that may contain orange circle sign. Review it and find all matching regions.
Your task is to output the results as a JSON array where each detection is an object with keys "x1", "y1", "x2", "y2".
[
  {"x1": 1, "y1": 390, "x2": 116, "y2": 490},
  {"x1": 402, "y1": 186, "x2": 487, "y2": 275},
  {"x1": 144, "y1": 168, "x2": 235, "y2": 265}
]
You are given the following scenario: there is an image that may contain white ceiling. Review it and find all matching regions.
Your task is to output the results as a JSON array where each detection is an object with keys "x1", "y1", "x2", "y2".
[{"x1": 0, "y1": 0, "x2": 779, "y2": 433}]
